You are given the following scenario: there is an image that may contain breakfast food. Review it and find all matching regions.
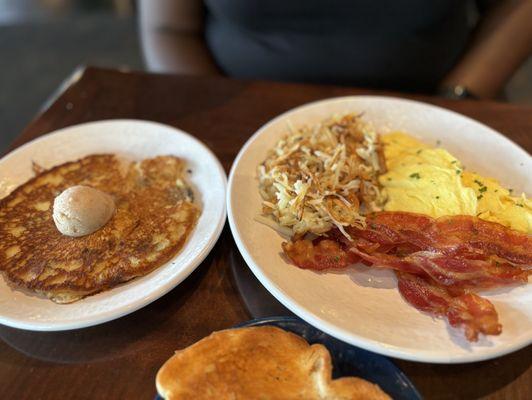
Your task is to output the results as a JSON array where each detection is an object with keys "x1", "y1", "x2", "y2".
[
  {"x1": 156, "y1": 326, "x2": 390, "y2": 400},
  {"x1": 259, "y1": 114, "x2": 531, "y2": 341},
  {"x1": 0, "y1": 154, "x2": 199, "y2": 303},
  {"x1": 258, "y1": 114, "x2": 384, "y2": 239},
  {"x1": 380, "y1": 132, "x2": 531, "y2": 233},
  {"x1": 284, "y1": 212, "x2": 531, "y2": 340}
]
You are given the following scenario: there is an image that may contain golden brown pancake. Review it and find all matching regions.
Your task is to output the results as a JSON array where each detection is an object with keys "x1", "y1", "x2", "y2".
[
  {"x1": 0, "y1": 154, "x2": 200, "y2": 303},
  {"x1": 156, "y1": 326, "x2": 390, "y2": 400}
]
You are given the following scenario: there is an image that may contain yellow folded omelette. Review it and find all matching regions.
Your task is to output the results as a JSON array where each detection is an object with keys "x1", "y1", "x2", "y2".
[{"x1": 379, "y1": 132, "x2": 531, "y2": 233}]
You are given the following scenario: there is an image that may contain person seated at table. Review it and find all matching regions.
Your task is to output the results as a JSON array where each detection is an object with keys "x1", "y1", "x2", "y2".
[{"x1": 138, "y1": 0, "x2": 532, "y2": 99}]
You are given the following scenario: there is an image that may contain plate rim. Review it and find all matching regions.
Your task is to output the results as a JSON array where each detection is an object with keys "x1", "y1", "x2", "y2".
[
  {"x1": 227, "y1": 95, "x2": 532, "y2": 364},
  {"x1": 0, "y1": 119, "x2": 227, "y2": 331}
]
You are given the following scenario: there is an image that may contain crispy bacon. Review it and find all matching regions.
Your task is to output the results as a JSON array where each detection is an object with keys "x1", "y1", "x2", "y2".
[
  {"x1": 349, "y1": 247, "x2": 530, "y2": 289},
  {"x1": 397, "y1": 272, "x2": 501, "y2": 341},
  {"x1": 359, "y1": 212, "x2": 532, "y2": 265},
  {"x1": 406, "y1": 251, "x2": 529, "y2": 288},
  {"x1": 281, "y1": 211, "x2": 531, "y2": 341},
  {"x1": 348, "y1": 247, "x2": 426, "y2": 275},
  {"x1": 282, "y1": 238, "x2": 357, "y2": 270}
]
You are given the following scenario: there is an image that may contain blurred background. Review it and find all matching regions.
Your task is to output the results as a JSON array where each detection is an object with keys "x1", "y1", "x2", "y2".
[
  {"x1": 0, "y1": 0, "x2": 531, "y2": 153},
  {"x1": 0, "y1": 0, "x2": 140, "y2": 152}
]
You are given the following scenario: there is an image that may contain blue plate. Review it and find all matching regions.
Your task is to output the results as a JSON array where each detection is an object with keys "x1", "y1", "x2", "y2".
[{"x1": 156, "y1": 316, "x2": 421, "y2": 399}]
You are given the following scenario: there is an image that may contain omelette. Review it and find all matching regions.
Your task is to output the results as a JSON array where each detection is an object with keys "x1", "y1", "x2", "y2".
[
  {"x1": 0, "y1": 154, "x2": 200, "y2": 303},
  {"x1": 379, "y1": 132, "x2": 531, "y2": 233}
]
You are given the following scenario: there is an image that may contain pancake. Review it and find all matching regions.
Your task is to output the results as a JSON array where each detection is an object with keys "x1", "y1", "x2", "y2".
[
  {"x1": 156, "y1": 326, "x2": 390, "y2": 400},
  {"x1": 0, "y1": 154, "x2": 200, "y2": 303}
]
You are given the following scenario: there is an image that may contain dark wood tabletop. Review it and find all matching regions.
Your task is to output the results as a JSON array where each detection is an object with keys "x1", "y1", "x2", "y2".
[{"x1": 0, "y1": 66, "x2": 530, "y2": 400}]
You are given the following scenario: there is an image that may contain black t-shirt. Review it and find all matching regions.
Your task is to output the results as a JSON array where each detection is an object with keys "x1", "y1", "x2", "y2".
[{"x1": 204, "y1": 0, "x2": 474, "y2": 92}]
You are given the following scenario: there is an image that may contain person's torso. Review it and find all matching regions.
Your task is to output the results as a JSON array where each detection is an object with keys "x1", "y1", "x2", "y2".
[{"x1": 204, "y1": 0, "x2": 474, "y2": 92}]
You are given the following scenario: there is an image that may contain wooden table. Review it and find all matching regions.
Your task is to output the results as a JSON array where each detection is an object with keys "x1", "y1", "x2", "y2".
[{"x1": 0, "y1": 67, "x2": 530, "y2": 400}]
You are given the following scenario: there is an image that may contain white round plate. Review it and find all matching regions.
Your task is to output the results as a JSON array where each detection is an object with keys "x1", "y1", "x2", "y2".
[
  {"x1": 0, "y1": 120, "x2": 226, "y2": 331},
  {"x1": 227, "y1": 96, "x2": 531, "y2": 363}
]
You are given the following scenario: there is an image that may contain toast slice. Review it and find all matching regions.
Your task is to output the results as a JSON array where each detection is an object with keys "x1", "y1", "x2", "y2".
[{"x1": 156, "y1": 326, "x2": 390, "y2": 400}]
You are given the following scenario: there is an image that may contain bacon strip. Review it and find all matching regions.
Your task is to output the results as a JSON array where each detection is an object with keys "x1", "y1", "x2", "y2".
[
  {"x1": 282, "y1": 238, "x2": 357, "y2": 270},
  {"x1": 347, "y1": 247, "x2": 425, "y2": 275},
  {"x1": 359, "y1": 212, "x2": 532, "y2": 265},
  {"x1": 281, "y1": 212, "x2": 531, "y2": 341},
  {"x1": 406, "y1": 251, "x2": 530, "y2": 288},
  {"x1": 397, "y1": 272, "x2": 501, "y2": 341},
  {"x1": 349, "y1": 247, "x2": 530, "y2": 289}
]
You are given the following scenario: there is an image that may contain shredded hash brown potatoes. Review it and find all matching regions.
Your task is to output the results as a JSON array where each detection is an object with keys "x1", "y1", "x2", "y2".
[{"x1": 258, "y1": 113, "x2": 385, "y2": 239}]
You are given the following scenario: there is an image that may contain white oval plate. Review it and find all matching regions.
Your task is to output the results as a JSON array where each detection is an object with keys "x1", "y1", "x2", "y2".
[
  {"x1": 0, "y1": 120, "x2": 226, "y2": 331},
  {"x1": 227, "y1": 96, "x2": 531, "y2": 363}
]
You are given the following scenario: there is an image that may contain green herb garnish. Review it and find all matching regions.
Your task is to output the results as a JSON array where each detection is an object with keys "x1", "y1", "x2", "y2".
[{"x1": 409, "y1": 172, "x2": 421, "y2": 179}]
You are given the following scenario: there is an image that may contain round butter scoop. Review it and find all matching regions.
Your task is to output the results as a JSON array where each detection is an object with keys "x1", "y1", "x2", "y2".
[{"x1": 53, "y1": 185, "x2": 115, "y2": 237}]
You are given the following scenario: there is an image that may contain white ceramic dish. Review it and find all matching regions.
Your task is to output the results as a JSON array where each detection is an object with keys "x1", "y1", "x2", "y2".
[
  {"x1": 0, "y1": 120, "x2": 226, "y2": 331},
  {"x1": 227, "y1": 96, "x2": 531, "y2": 364}
]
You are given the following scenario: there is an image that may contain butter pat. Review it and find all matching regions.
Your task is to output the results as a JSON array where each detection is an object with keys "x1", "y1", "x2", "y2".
[{"x1": 53, "y1": 185, "x2": 115, "y2": 237}]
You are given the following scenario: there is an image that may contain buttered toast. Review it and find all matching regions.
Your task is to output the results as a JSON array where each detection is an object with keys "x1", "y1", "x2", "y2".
[{"x1": 156, "y1": 326, "x2": 390, "y2": 400}]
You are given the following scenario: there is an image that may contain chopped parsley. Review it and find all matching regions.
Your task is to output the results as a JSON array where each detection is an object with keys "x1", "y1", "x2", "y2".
[
  {"x1": 416, "y1": 149, "x2": 423, "y2": 155},
  {"x1": 435, "y1": 196, "x2": 440, "y2": 199},
  {"x1": 334, "y1": 255, "x2": 340, "y2": 262},
  {"x1": 474, "y1": 179, "x2": 484, "y2": 186},
  {"x1": 516, "y1": 204, "x2": 524, "y2": 208},
  {"x1": 477, "y1": 195, "x2": 483, "y2": 200},
  {"x1": 455, "y1": 169, "x2": 462, "y2": 175},
  {"x1": 409, "y1": 172, "x2": 421, "y2": 179},
  {"x1": 451, "y1": 160, "x2": 457, "y2": 164},
  {"x1": 478, "y1": 186, "x2": 487, "y2": 193},
  {"x1": 387, "y1": 177, "x2": 392, "y2": 181},
  {"x1": 436, "y1": 140, "x2": 441, "y2": 146},
  {"x1": 509, "y1": 189, "x2": 513, "y2": 193}
]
